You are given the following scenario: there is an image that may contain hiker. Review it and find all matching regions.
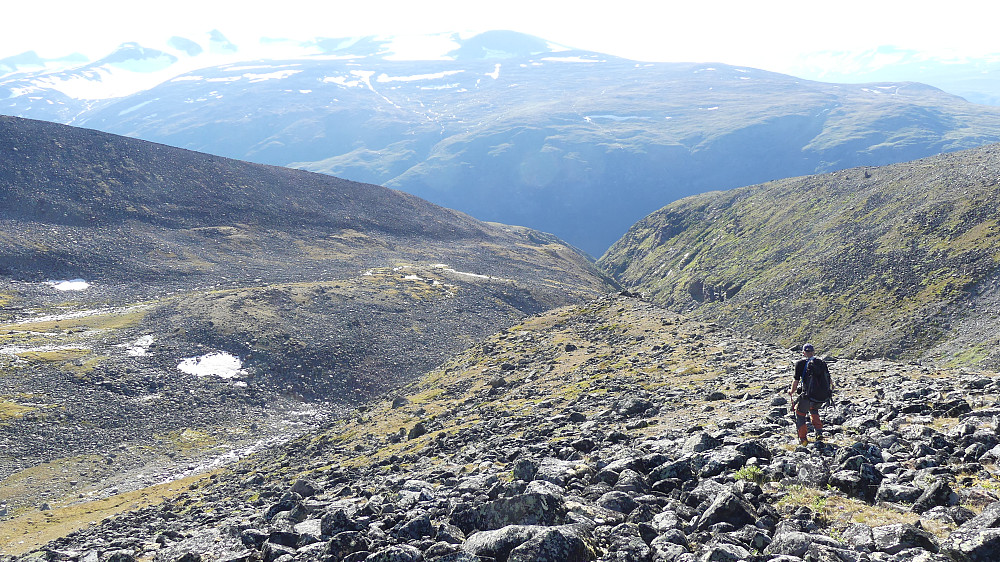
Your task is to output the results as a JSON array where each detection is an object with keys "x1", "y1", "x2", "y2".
[{"x1": 789, "y1": 343, "x2": 832, "y2": 445}]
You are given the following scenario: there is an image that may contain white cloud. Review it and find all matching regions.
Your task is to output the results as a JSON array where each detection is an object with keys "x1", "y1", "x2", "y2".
[{"x1": 1, "y1": 0, "x2": 998, "y2": 79}]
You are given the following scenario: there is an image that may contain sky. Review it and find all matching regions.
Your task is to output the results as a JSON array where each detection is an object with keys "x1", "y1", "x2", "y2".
[{"x1": 2, "y1": 0, "x2": 999, "y2": 78}]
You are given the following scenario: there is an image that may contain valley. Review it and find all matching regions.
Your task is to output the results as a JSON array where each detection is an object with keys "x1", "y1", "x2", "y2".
[{"x1": 3, "y1": 33, "x2": 1000, "y2": 559}]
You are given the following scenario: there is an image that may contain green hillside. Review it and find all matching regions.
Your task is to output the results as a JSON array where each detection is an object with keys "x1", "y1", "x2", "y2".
[{"x1": 599, "y1": 143, "x2": 1000, "y2": 365}]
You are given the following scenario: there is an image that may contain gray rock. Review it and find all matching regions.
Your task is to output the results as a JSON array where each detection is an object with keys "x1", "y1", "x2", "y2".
[
  {"x1": 451, "y1": 491, "x2": 567, "y2": 533},
  {"x1": 364, "y1": 544, "x2": 423, "y2": 562},
  {"x1": 803, "y1": 542, "x2": 869, "y2": 561},
  {"x1": 877, "y1": 483, "x2": 923, "y2": 504},
  {"x1": 595, "y1": 490, "x2": 637, "y2": 514},
  {"x1": 683, "y1": 432, "x2": 722, "y2": 454},
  {"x1": 795, "y1": 457, "x2": 831, "y2": 488},
  {"x1": 940, "y1": 528, "x2": 1000, "y2": 562},
  {"x1": 840, "y1": 522, "x2": 875, "y2": 552},
  {"x1": 734, "y1": 439, "x2": 772, "y2": 461},
  {"x1": 605, "y1": 523, "x2": 653, "y2": 562},
  {"x1": 912, "y1": 480, "x2": 957, "y2": 514},
  {"x1": 289, "y1": 478, "x2": 322, "y2": 498},
  {"x1": 326, "y1": 531, "x2": 371, "y2": 561},
  {"x1": 321, "y1": 507, "x2": 364, "y2": 536},
  {"x1": 764, "y1": 531, "x2": 845, "y2": 558},
  {"x1": 395, "y1": 512, "x2": 434, "y2": 540},
  {"x1": 533, "y1": 457, "x2": 579, "y2": 486},
  {"x1": 957, "y1": 500, "x2": 1000, "y2": 530},
  {"x1": 872, "y1": 523, "x2": 939, "y2": 555},
  {"x1": 261, "y1": 541, "x2": 296, "y2": 562},
  {"x1": 694, "y1": 540, "x2": 750, "y2": 562},
  {"x1": 507, "y1": 526, "x2": 595, "y2": 562},
  {"x1": 695, "y1": 448, "x2": 747, "y2": 478},
  {"x1": 616, "y1": 397, "x2": 654, "y2": 417},
  {"x1": 425, "y1": 553, "x2": 483, "y2": 562},
  {"x1": 462, "y1": 525, "x2": 544, "y2": 560},
  {"x1": 436, "y1": 522, "x2": 466, "y2": 544},
  {"x1": 651, "y1": 509, "x2": 683, "y2": 533},
  {"x1": 649, "y1": 458, "x2": 694, "y2": 483},
  {"x1": 693, "y1": 490, "x2": 757, "y2": 531}
]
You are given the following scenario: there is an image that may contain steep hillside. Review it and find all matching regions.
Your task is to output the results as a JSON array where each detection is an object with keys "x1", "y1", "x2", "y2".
[
  {"x1": 7, "y1": 32, "x2": 1000, "y2": 254},
  {"x1": 599, "y1": 143, "x2": 1000, "y2": 366},
  {"x1": 8, "y1": 295, "x2": 1000, "y2": 562},
  {"x1": 0, "y1": 115, "x2": 615, "y2": 516}
]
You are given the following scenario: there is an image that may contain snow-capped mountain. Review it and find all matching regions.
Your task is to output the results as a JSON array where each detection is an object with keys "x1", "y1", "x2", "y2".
[{"x1": 6, "y1": 31, "x2": 1000, "y2": 254}]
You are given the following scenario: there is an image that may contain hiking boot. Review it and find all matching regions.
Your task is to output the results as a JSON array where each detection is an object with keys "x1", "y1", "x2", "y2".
[
  {"x1": 815, "y1": 432, "x2": 824, "y2": 442},
  {"x1": 798, "y1": 438, "x2": 809, "y2": 446}
]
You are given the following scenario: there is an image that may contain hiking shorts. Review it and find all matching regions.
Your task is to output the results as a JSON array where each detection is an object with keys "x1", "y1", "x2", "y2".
[{"x1": 794, "y1": 395, "x2": 821, "y2": 416}]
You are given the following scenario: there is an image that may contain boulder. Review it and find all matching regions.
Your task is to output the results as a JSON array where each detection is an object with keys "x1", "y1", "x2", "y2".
[
  {"x1": 912, "y1": 480, "x2": 957, "y2": 514},
  {"x1": 451, "y1": 491, "x2": 568, "y2": 533},
  {"x1": 325, "y1": 531, "x2": 371, "y2": 560},
  {"x1": 364, "y1": 544, "x2": 423, "y2": 562},
  {"x1": 507, "y1": 526, "x2": 595, "y2": 562},
  {"x1": 693, "y1": 490, "x2": 757, "y2": 532},
  {"x1": 764, "y1": 530, "x2": 845, "y2": 558},
  {"x1": 872, "y1": 523, "x2": 939, "y2": 555},
  {"x1": 683, "y1": 432, "x2": 723, "y2": 454}
]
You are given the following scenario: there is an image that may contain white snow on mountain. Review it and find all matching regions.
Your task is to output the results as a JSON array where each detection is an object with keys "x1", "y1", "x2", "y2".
[
  {"x1": 0, "y1": 31, "x2": 580, "y2": 103},
  {"x1": 375, "y1": 70, "x2": 465, "y2": 82}
]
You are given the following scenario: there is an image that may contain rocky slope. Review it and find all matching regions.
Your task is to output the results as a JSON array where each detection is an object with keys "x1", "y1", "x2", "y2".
[
  {"x1": 599, "y1": 142, "x2": 1000, "y2": 368},
  {"x1": 8, "y1": 293, "x2": 1000, "y2": 561},
  {"x1": 8, "y1": 32, "x2": 1000, "y2": 254},
  {"x1": 0, "y1": 116, "x2": 615, "y2": 519}
]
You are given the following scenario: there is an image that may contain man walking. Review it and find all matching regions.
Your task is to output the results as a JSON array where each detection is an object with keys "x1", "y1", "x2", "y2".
[{"x1": 789, "y1": 343, "x2": 832, "y2": 446}]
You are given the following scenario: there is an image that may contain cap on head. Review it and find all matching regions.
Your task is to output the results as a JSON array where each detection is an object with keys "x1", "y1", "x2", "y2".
[{"x1": 803, "y1": 343, "x2": 815, "y2": 352}]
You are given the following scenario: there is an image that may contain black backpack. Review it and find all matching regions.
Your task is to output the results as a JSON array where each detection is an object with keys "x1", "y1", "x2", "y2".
[{"x1": 804, "y1": 357, "x2": 833, "y2": 403}]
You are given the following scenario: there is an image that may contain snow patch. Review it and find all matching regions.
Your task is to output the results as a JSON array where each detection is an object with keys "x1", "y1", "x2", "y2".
[
  {"x1": 243, "y1": 69, "x2": 301, "y2": 82},
  {"x1": 585, "y1": 114, "x2": 648, "y2": 122},
  {"x1": 431, "y1": 264, "x2": 492, "y2": 280},
  {"x1": 375, "y1": 70, "x2": 464, "y2": 82},
  {"x1": 45, "y1": 279, "x2": 90, "y2": 291},
  {"x1": 118, "y1": 99, "x2": 157, "y2": 116},
  {"x1": 540, "y1": 56, "x2": 602, "y2": 63},
  {"x1": 178, "y1": 352, "x2": 245, "y2": 379},
  {"x1": 126, "y1": 335, "x2": 154, "y2": 357}
]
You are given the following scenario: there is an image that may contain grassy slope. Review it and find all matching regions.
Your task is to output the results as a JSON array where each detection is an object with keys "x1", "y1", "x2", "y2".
[{"x1": 599, "y1": 143, "x2": 1000, "y2": 365}]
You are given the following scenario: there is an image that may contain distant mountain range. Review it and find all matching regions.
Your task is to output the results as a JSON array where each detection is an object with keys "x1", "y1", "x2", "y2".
[
  {"x1": 789, "y1": 46, "x2": 1000, "y2": 106},
  {"x1": 5, "y1": 31, "x2": 1000, "y2": 255}
]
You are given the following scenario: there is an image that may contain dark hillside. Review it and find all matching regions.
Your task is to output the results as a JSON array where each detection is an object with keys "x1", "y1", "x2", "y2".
[
  {"x1": 0, "y1": 115, "x2": 615, "y2": 516},
  {"x1": 599, "y1": 143, "x2": 1000, "y2": 366}
]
